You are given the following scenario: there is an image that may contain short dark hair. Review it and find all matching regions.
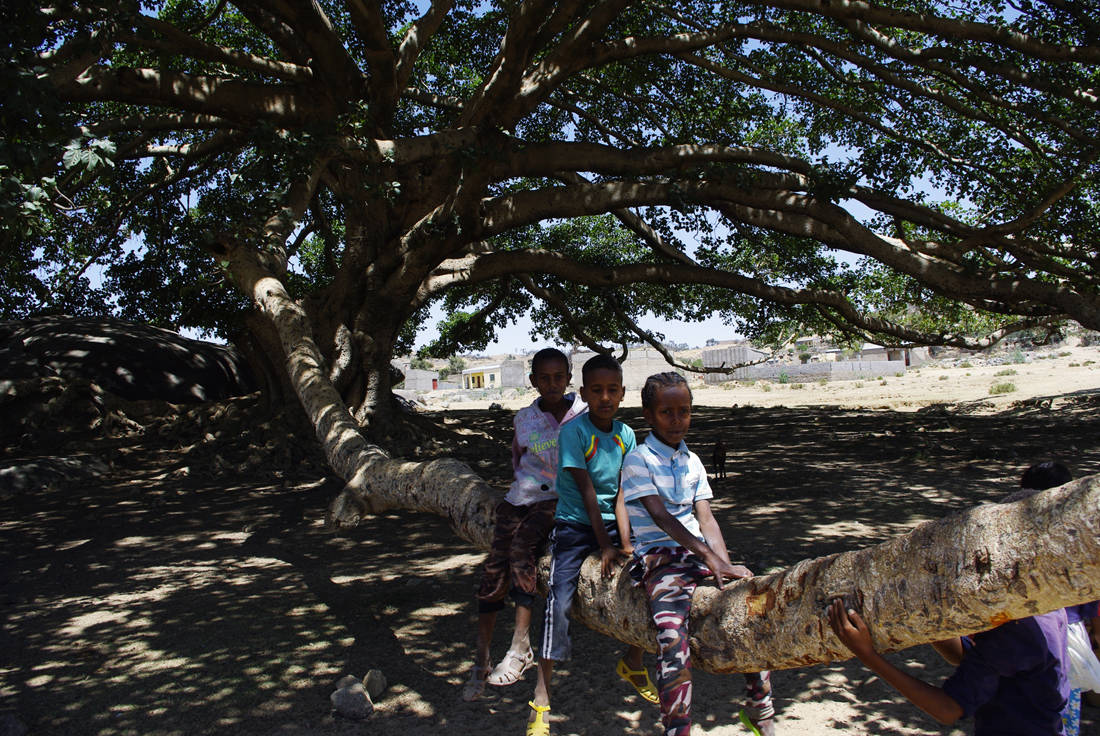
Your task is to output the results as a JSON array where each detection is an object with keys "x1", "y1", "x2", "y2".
[
  {"x1": 531, "y1": 347, "x2": 570, "y2": 374},
  {"x1": 581, "y1": 353, "x2": 622, "y2": 383},
  {"x1": 641, "y1": 372, "x2": 691, "y2": 409},
  {"x1": 1020, "y1": 461, "x2": 1072, "y2": 491}
]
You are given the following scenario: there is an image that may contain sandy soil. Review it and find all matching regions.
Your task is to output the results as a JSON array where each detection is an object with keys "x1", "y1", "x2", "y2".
[
  {"x1": 2, "y1": 344, "x2": 1099, "y2": 735},
  {"x1": 425, "y1": 344, "x2": 1100, "y2": 414}
]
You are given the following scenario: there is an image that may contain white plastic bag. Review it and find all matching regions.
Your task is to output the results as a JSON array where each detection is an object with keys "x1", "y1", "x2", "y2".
[{"x1": 1066, "y1": 620, "x2": 1100, "y2": 693}]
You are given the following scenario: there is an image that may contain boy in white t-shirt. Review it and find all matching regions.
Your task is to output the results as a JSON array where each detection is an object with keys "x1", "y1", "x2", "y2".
[{"x1": 463, "y1": 348, "x2": 586, "y2": 700}]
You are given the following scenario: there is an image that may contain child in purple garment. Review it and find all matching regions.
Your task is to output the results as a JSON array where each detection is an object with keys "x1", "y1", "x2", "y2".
[
  {"x1": 829, "y1": 599, "x2": 1069, "y2": 735},
  {"x1": 1015, "y1": 460, "x2": 1097, "y2": 736},
  {"x1": 829, "y1": 459, "x2": 1077, "y2": 734}
]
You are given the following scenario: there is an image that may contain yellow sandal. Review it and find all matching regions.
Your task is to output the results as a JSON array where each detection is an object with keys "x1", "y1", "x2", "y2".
[
  {"x1": 616, "y1": 658, "x2": 659, "y2": 704},
  {"x1": 525, "y1": 701, "x2": 551, "y2": 736}
]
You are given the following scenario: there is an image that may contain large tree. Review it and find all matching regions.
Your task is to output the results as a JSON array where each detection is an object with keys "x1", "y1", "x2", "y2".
[{"x1": 6, "y1": 0, "x2": 1099, "y2": 671}]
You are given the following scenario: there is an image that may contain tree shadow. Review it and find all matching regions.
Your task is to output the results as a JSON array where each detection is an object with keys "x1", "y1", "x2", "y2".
[{"x1": 1, "y1": 397, "x2": 1098, "y2": 734}]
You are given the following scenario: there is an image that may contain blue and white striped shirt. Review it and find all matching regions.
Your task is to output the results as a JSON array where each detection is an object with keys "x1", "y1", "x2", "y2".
[{"x1": 621, "y1": 433, "x2": 713, "y2": 555}]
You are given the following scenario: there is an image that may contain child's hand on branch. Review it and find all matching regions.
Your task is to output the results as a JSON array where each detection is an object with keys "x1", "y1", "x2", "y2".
[
  {"x1": 828, "y1": 598, "x2": 876, "y2": 660},
  {"x1": 600, "y1": 544, "x2": 626, "y2": 578},
  {"x1": 707, "y1": 555, "x2": 752, "y2": 589}
]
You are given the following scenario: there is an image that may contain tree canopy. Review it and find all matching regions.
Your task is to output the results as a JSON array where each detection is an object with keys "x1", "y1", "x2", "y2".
[{"x1": 6, "y1": 0, "x2": 1099, "y2": 413}]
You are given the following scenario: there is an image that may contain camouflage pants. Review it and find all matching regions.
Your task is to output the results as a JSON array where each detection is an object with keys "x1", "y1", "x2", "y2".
[{"x1": 640, "y1": 548, "x2": 773, "y2": 736}]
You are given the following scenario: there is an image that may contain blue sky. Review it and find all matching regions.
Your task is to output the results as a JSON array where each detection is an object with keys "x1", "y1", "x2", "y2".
[{"x1": 411, "y1": 301, "x2": 741, "y2": 354}]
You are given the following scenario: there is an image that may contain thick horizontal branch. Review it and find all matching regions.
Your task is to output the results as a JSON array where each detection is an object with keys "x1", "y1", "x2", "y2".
[
  {"x1": 428, "y1": 247, "x2": 1070, "y2": 349},
  {"x1": 55, "y1": 67, "x2": 329, "y2": 124},
  {"x1": 746, "y1": 0, "x2": 1100, "y2": 64},
  {"x1": 335, "y1": 433, "x2": 1100, "y2": 672},
  {"x1": 79, "y1": 113, "x2": 237, "y2": 136},
  {"x1": 340, "y1": 127, "x2": 484, "y2": 167},
  {"x1": 130, "y1": 15, "x2": 314, "y2": 83},
  {"x1": 496, "y1": 139, "x2": 812, "y2": 180},
  {"x1": 475, "y1": 178, "x2": 1100, "y2": 330},
  {"x1": 569, "y1": 474, "x2": 1100, "y2": 672},
  {"x1": 402, "y1": 87, "x2": 465, "y2": 112},
  {"x1": 551, "y1": 169, "x2": 695, "y2": 266},
  {"x1": 118, "y1": 131, "x2": 247, "y2": 160}
]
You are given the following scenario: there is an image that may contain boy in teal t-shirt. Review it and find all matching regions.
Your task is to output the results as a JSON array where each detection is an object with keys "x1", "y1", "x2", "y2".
[
  {"x1": 553, "y1": 410, "x2": 630, "y2": 526},
  {"x1": 525, "y1": 354, "x2": 653, "y2": 736}
]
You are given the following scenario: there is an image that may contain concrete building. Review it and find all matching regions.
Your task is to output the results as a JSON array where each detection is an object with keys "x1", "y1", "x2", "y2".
[
  {"x1": 702, "y1": 344, "x2": 908, "y2": 383},
  {"x1": 858, "y1": 343, "x2": 929, "y2": 367},
  {"x1": 701, "y1": 345, "x2": 770, "y2": 384},
  {"x1": 403, "y1": 368, "x2": 440, "y2": 391},
  {"x1": 569, "y1": 347, "x2": 675, "y2": 390},
  {"x1": 461, "y1": 359, "x2": 527, "y2": 390}
]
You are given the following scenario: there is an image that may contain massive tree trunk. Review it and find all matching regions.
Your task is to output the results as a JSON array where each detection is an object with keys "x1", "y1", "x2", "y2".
[{"x1": 225, "y1": 239, "x2": 1100, "y2": 673}]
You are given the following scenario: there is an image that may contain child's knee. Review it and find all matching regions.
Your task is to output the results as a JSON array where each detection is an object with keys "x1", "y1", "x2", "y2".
[{"x1": 510, "y1": 587, "x2": 536, "y2": 609}]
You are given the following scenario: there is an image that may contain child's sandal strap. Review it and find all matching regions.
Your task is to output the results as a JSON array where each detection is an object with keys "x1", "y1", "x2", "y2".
[
  {"x1": 526, "y1": 701, "x2": 551, "y2": 736},
  {"x1": 616, "y1": 658, "x2": 660, "y2": 704}
]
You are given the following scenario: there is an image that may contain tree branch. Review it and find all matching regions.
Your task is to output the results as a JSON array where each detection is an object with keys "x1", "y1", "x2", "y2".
[
  {"x1": 344, "y1": 0, "x2": 398, "y2": 126},
  {"x1": 260, "y1": 156, "x2": 333, "y2": 273},
  {"x1": 394, "y1": 0, "x2": 455, "y2": 97},
  {"x1": 548, "y1": 91, "x2": 641, "y2": 147},
  {"x1": 257, "y1": 0, "x2": 365, "y2": 99},
  {"x1": 495, "y1": 139, "x2": 812, "y2": 181},
  {"x1": 517, "y1": 276, "x2": 612, "y2": 356},
  {"x1": 468, "y1": 0, "x2": 634, "y2": 127},
  {"x1": 402, "y1": 86, "x2": 465, "y2": 112},
  {"x1": 55, "y1": 67, "x2": 328, "y2": 125},
  {"x1": 117, "y1": 131, "x2": 248, "y2": 160},
  {"x1": 608, "y1": 297, "x2": 719, "y2": 373},
  {"x1": 553, "y1": 172, "x2": 697, "y2": 266},
  {"x1": 423, "y1": 277, "x2": 513, "y2": 355},
  {"x1": 79, "y1": 113, "x2": 236, "y2": 136},
  {"x1": 744, "y1": 0, "x2": 1100, "y2": 63},
  {"x1": 429, "y1": 248, "x2": 1079, "y2": 349},
  {"x1": 475, "y1": 176, "x2": 1100, "y2": 330},
  {"x1": 459, "y1": 0, "x2": 562, "y2": 126},
  {"x1": 129, "y1": 15, "x2": 315, "y2": 83}
]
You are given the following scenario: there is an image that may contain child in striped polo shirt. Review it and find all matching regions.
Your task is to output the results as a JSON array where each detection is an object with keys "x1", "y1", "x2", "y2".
[{"x1": 622, "y1": 372, "x2": 777, "y2": 736}]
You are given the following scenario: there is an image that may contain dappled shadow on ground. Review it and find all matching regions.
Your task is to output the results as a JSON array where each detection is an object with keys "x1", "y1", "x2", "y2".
[{"x1": 1, "y1": 395, "x2": 1099, "y2": 734}]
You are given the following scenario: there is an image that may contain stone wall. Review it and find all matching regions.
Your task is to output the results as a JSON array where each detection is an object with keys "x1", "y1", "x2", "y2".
[
  {"x1": 737, "y1": 359, "x2": 906, "y2": 383},
  {"x1": 569, "y1": 347, "x2": 677, "y2": 390},
  {"x1": 701, "y1": 345, "x2": 769, "y2": 384}
]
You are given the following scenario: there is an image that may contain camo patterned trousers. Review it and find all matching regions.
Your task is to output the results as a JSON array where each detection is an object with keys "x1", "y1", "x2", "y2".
[
  {"x1": 640, "y1": 548, "x2": 774, "y2": 736},
  {"x1": 476, "y1": 499, "x2": 557, "y2": 613}
]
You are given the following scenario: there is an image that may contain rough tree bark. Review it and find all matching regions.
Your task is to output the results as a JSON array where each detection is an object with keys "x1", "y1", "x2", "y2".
[{"x1": 568, "y1": 473, "x2": 1100, "y2": 672}]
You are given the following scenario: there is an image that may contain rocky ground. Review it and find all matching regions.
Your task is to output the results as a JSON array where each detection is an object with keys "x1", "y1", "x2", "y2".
[{"x1": 2, "y1": 345, "x2": 1099, "y2": 735}]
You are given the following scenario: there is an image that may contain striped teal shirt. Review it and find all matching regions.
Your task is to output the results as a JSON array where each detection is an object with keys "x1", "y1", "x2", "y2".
[{"x1": 622, "y1": 434, "x2": 713, "y2": 555}]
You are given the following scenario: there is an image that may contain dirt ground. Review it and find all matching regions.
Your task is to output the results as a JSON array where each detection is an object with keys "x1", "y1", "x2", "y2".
[{"x1": 2, "y1": 344, "x2": 1100, "y2": 735}]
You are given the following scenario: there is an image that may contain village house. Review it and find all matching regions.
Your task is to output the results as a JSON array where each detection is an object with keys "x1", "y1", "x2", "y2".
[{"x1": 461, "y1": 359, "x2": 527, "y2": 390}]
